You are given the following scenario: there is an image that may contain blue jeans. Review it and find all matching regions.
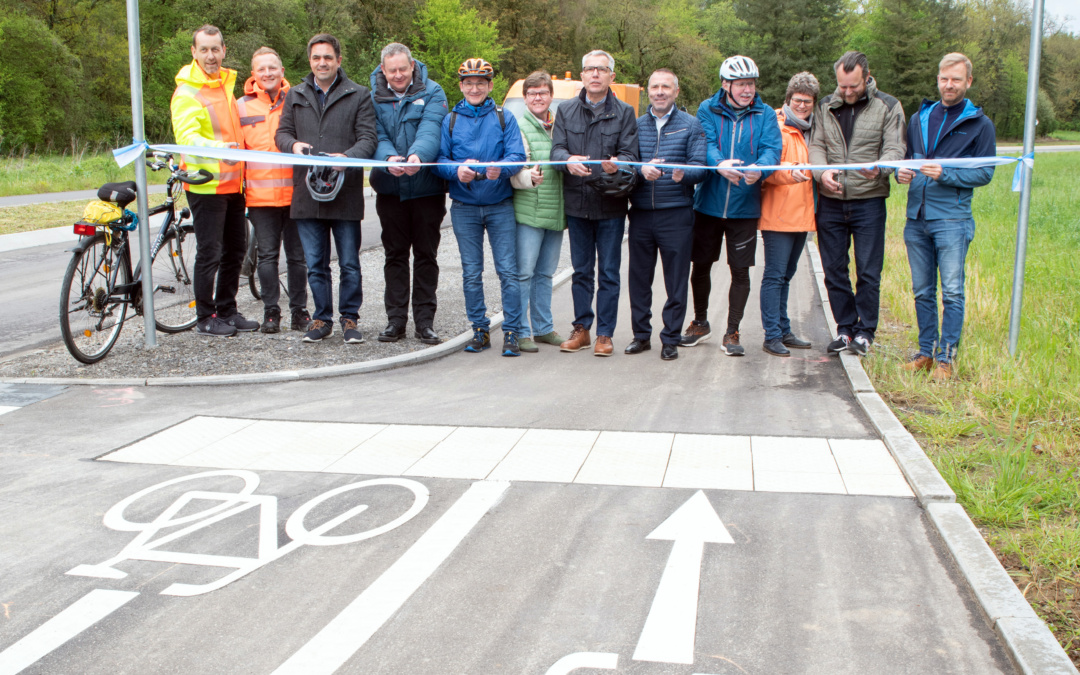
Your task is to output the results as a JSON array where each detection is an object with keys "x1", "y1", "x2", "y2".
[
  {"x1": 450, "y1": 199, "x2": 521, "y2": 334},
  {"x1": 566, "y1": 215, "x2": 625, "y2": 337},
  {"x1": 760, "y1": 230, "x2": 808, "y2": 342},
  {"x1": 295, "y1": 219, "x2": 362, "y2": 323},
  {"x1": 816, "y1": 196, "x2": 886, "y2": 340},
  {"x1": 904, "y1": 216, "x2": 975, "y2": 363},
  {"x1": 516, "y1": 224, "x2": 563, "y2": 338}
]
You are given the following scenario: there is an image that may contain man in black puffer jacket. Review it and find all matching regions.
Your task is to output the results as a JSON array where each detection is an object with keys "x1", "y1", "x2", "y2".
[
  {"x1": 625, "y1": 69, "x2": 707, "y2": 362},
  {"x1": 550, "y1": 49, "x2": 639, "y2": 357}
]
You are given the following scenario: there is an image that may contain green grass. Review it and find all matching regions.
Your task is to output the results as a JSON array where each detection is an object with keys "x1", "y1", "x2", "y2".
[
  {"x1": 0, "y1": 144, "x2": 168, "y2": 197},
  {"x1": 1051, "y1": 130, "x2": 1080, "y2": 142},
  {"x1": 864, "y1": 152, "x2": 1080, "y2": 664},
  {"x1": 0, "y1": 193, "x2": 178, "y2": 236}
]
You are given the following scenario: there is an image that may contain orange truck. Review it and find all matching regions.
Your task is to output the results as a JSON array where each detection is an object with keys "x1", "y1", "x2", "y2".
[{"x1": 502, "y1": 71, "x2": 642, "y2": 119}]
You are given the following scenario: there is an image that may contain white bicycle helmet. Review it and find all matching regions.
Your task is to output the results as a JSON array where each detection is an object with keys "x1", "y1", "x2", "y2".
[
  {"x1": 720, "y1": 55, "x2": 759, "y2": 81},
  {"x1": 306, "y1": 164, "x2": 345, "y2": 202}
]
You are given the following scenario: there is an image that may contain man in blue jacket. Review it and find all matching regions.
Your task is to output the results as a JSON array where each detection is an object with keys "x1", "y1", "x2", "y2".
[
  {"x1": 896, "y1": 52, "x2": 995, "y2": 381},
  {"x1": 625, "y1": 69, "x2": 707, "y2": 361},
  {"x1": 433, "y1": 58, "x2": 527, "y2": 356},
  {"x1": 369, "y1": 43, "x2": 449, "y2": 345},
  {"x1": 684, "y1": 56, "x2": 782, "y2": 356}
]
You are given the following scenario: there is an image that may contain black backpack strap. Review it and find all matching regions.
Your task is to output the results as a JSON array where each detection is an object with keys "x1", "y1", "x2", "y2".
[{"x1": 495, "y1": 105, "x2": 505, "y2": 131}]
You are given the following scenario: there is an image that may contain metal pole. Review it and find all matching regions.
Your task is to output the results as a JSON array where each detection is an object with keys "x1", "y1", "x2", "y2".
[
  {"x1": 125, "y1": 0, "x2": 156, "y2": 347},
  {"x1": 1007, "y1": 0, "x2": 1045, "y2": 356}
]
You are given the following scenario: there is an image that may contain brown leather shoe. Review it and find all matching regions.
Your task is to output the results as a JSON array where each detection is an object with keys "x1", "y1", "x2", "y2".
[
  {"x1": 902, "y1": 354, "x2": 934, "y2": 372},
  {"x1": 594, "y1": 335, "x2": 613, "y2": 356},
  {"x1": 560, "y1": 324, "x2": 591, "y2": 352},
  {"x1": 932, "y1": 361, "x2": 953, "y2": 381}
]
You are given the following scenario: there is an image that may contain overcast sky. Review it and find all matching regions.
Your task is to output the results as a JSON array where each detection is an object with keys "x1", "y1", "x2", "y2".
[{"x1": 1042, "y1": 0, "x2": 1077, "y2": 34}]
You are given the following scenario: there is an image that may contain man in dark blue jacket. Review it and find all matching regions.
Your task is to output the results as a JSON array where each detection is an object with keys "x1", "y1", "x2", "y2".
[
  {"x1": 625, "y1": 69, "x2": 707, "y2": 361},
  {"x1": 433, "y1": 58, "x2": 526, "y2": 356},
  {"x1": 684, "y1": 56, "x2": 782, "y2": 356},
  {"x1": 369, "y1": 43, "x2": 449, "y2": 345},
  {"x1": 896, "y1": 52, "x2": 995, "y2": 381}
]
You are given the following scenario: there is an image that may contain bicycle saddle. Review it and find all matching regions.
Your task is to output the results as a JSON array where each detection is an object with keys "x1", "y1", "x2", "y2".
[{"x1": 97, "y1": 181, "x2": 138, "y2": 207}]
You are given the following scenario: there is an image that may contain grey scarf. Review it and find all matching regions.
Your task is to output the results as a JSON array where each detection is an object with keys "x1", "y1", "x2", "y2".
[{"x1": 783, "y1": 104, "x2": 812, "y2": 132}]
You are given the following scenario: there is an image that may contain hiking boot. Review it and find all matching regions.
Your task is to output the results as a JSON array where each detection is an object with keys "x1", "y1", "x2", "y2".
[
  {"x1": 378, "y1": 322, "x2": 405, "y2": 342},
  {"x1": 721, "y1": 332, "x2": 745, "y2": 356},
  {"x1": 465, "y1": 328, "x2": 490, "y2": 352},
  {"x1": 518, "y1": 337, "x2": 539, "y2": 353},
  {"x1": 222, "y1": 311, "x2": 259, "y2": 332},
  {"x1": 502, "y1": 331, "x2": 521, "y2": 357},
  {"x1": 763, "y1": 338, "x2": 790, "y2": 357},
  {"x1": 303, "y1": 319, "x2": 333, "y2": 343},
  {"x1": 291, "y1": 309, "x2": 312, "y2": 332},
  {"x1": 932, "y1": 360, "x2": 953, "y2": 381},
  {"x1": 196, "y1": 315, "x2": 237, "y2": 338},
  {"x1": 826, "y1": 334, "x2": 851, "y2": 355},
  {"x1": 903, "y1": 354, "x2": 935, "y2": 372},
  {"x1": 850, "y1": 335, "x2": 872, "y2": 356},
  {"x1": 594, "y1": 335, "x2": 614, "y2": 356},
  {"x1": 534, "y1": 331, "x2": 564, "y2": 346},
  {"x1": 560, "y1": 324, "x2": 591, "y2": 352},
  {"x1": 781, "y1": 333, "x2": 811, "y2": 349},
  {"x1": 415, "y1": 326, "x2": 441, "y2": 345},
  {"x1": 341, "y1": 318, "x2": 364, "y2": 344},
  {"x1": 261, "y1": 308, "x2": 281, "y2": 334},
  {"x1": 679, "y1": 319, "x2": 711, "y2": 347}
]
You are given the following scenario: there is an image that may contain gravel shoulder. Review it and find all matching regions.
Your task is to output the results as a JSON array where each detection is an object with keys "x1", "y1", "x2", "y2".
[{"x1": 1, "y1": 227, "x2": 571, "y2": 380}]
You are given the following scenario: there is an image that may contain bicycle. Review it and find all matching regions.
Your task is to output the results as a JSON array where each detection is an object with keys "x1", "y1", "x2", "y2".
[{"x1": 59, "y1": 152, "x2": 211, "y2": 364}]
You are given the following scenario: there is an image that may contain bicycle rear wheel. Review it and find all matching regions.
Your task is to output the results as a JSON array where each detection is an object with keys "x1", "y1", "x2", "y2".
[
  {"x1": 152, "y1": 222, "x2": 199, "y2": 332},
  {"x1": 60, "y1": 234, "x2": 130, "y2": 364},
  {"x1": 244, "y1": 218, "x2": 261, "y2": 301}
]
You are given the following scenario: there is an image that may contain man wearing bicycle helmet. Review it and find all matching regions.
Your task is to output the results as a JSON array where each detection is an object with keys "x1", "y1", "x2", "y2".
[
  {"x1": 683, "y1": 55, "x2": 782, "y2": 356},
  {"x1": 432, "y1": 58, "x2": 527, "y2": 356},
  {"x1": 276, "y1": 33, "x2": 377, "y2": 344},
  {"x1": 171, "y1": 25, "x2": 258, "y2": 337}
]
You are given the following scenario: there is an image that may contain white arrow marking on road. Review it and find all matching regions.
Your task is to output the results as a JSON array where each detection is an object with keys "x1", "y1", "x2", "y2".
[
  {"x1": 271, "y1": 480, "x2": 510, "y2": 675},
  {"x1": 0, "y1": 589, "x2": 138, "y2": 675},
  {"x1": 544, "y1": 651, "x2": 618, "y2": 674},
  {"x1": 632, "y1": 490, "x2": 733, "y2": 665}
]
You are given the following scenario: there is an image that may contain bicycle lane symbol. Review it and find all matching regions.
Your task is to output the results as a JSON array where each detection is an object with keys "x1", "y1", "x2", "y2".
[{"x1": 0, "y1": 469, "x2": 434, "y2": 675}]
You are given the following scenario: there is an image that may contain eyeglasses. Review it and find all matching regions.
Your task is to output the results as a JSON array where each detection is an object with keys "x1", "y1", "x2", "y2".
[
  {"x1": 582, "y1": 66, "x2": 612, "y2": 75},
  {"x1": 790, "y1": 97, "x2": 815, "y2": 107},
  {"x1": 525, "y1": 90, "x2": 552, "y2": 99}
]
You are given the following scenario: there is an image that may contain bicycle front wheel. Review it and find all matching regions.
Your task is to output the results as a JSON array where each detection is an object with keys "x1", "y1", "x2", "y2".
[
  {"x1": 152, "y1": 222, "x2": 198, "y2": 332},
  {"x1": 245, "y1": 218, "x2": 261, "y2": 301},
  {"x1": 60, "y1": 235, "x2": 130, "y2": 364}
]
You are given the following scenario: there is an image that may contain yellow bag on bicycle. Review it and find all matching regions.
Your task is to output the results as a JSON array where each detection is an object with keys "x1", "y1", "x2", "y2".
[{"x1": 81, "y1": 200, "x2": 123, "y2": 225}]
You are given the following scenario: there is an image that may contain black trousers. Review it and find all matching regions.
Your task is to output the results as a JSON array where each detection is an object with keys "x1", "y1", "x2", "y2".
[
  {"x1": 375, "y1": 193, "x2": 446, "y2": 328},
  {"x1": 628, "y1": 206, "x2": 694, "y2": 345},
  {"x1": 187, "y1": 191, "x2": 246, "y2": 321},
  {"x1": 248, "y1": 205, "x2": 308, "y2": 315},
  {"x1": 689, "y1": 211, "x2": 756, "y2": 334}
]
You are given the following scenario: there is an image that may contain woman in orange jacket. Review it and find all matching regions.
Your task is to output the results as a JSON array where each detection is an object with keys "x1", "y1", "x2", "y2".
[
  {"x1": 759, "y1": 72, "x2": 820, "y2": 356},
  {"x1": 237, "y1": 47, "x2": 311, "y2": 334}
]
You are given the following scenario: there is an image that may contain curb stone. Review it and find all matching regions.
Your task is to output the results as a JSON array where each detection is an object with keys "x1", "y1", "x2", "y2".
[{"x1": 806, "y1": 240, "x2": 1078, "y2": 675}]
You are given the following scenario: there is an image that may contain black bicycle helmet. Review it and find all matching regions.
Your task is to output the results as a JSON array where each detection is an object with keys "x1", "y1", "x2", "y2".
[{"x1": 586, "y1": 168, "x2": 638, "y2": 198}]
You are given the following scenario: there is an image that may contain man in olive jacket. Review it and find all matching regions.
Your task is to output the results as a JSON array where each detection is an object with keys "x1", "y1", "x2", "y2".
[
  {"x1": 550, "y1": 49, "x2": 639, "y2": 357},
  {"x1": 809, "y1": 51, "x2": 905, "y2": 358},
  {"x1": 276, "y1": 33, "x2": 377, "y2": 344}
]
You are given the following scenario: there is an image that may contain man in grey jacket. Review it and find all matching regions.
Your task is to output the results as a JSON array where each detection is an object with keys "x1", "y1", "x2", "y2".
[
  {"x1": 276, "y1": 33, "x2": 377, "y2": 344},
  {"x1": 550, "y1": 50, "x2": 639, "y2": 356},
  {"x1": 809, "y1": 51, "x2": 906, "y2": 357}
]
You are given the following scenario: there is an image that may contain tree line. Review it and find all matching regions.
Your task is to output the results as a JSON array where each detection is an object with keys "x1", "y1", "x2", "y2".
[{"x1": 1, "y1": 0, "x2": 1078, "y2": 152}]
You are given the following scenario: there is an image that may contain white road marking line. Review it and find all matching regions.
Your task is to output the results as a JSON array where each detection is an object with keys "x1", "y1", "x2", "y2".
[
  {"x1": 633, "y1": 491, "x2": 733, "y2": 665},
  {"x1": 0, "y1": 589, "x2": 138, "y2": 675},
  {"x1": 544, "y1": 651, "x2": 619, "y2": 674},
  {"x1": 270, "y1": 480, "x2": 511, "y2": 675}
]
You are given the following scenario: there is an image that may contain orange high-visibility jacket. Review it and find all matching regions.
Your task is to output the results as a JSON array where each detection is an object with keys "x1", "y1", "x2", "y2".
[
  {"x1": 170, "y1": 61, "x2": 244, "y2": 195},
  {"x1": 237, "y1": 76, "x2": 293, "y2": 207},
  {"x1": 760, "y1": 110, "x2": 816, "y2": 233}
]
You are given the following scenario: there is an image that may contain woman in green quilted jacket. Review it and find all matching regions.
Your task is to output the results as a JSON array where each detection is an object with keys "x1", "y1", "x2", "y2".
[{"x1": 511, "y1": 70, "x2": 566, "y2": 353}]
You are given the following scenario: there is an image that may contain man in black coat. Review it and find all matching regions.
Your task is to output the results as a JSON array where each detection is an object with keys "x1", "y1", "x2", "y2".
[
  {"x1": 550, "y1": 49, "x2": 639, "y2": 357},
  {"x1": 276, "y1": 33, "x2": 377, "y2": 344}
]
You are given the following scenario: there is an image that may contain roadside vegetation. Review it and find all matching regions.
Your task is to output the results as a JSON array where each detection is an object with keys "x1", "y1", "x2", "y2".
[
  {"x1": 0, "y1": 142, "x2": 167, "y2": 197},
  {"x1": 865, "y1": 151, "x2": 1080, "y2": 665},
  {"x1": 0, "y1": 193, "x2": 176, "y2": 236}
]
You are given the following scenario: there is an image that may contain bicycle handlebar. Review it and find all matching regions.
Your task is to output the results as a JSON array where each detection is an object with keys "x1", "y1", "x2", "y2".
[{"x1": 177, "y1": 169, "x2": 214, "y2": 186}]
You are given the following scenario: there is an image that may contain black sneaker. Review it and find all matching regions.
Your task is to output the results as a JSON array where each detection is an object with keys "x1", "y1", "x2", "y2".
[
  {"x1": 850, "y1": 335, "x2": 872, "y2": 356},
  {"x1": 502, "y1": 331, "x2": 520, "y2": 357},
  {"x1": 261, "y1": 308, "x2": 281, "y2": 334},
  {"x1": 679, "y1": 319, "x2": 711, "y2": 347},
  {"x1": 464, "y1": 328, "x2": 490, "y2": 352},
  {"x1": 342, "y1": 319, "x2": 364, "y2": 344},
  {"x1": 222, "y1": 311, "x2": 259, "y2": 332},
  {"x1": 763, "y1": 338, "x2": 790, "y2": 357},
  {"x1": 291, "y1": 309, "x2": 312, "y2": 332},
  {"x1": 721, "y1": 331, "x2": 745, "y2": 356},
  {"x1": 303, "y1": 319, "x2": 333, "y2": 343},
  {"x1": 196, "y1": 315, "x2": 237, "y2": 337},
  {"x1": 827, "y1": 334, "x2": 851, "y2": 354},
  {"x1": 781, "y1": 333, "x2": 811, "y2": 349}
]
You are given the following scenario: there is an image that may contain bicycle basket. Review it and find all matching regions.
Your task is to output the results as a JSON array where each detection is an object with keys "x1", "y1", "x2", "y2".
[{"x1": 81, "y1": 200, "x2": 124, "y2": 225}]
